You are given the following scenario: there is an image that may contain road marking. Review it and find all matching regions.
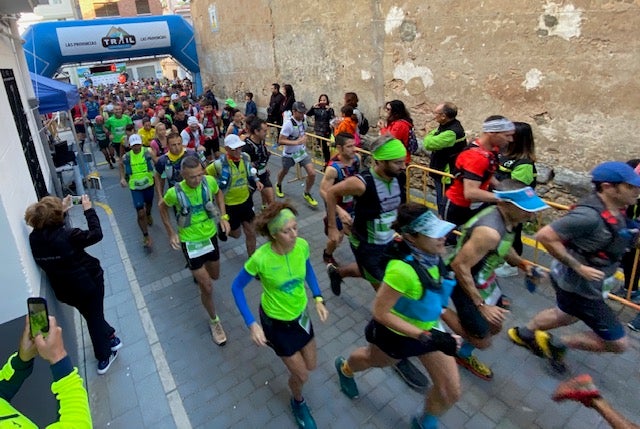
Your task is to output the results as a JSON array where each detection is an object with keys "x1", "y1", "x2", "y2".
[{"x1": 99, "y1": 203, "x2": 192, "y2": 429}]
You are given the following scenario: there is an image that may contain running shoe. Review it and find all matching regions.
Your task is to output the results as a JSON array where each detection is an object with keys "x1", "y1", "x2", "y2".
[
  {"x1": 335, "y1": 356, "x2": 359, "y2": 399},
  {"x1": 495, "y1": 262, "x2": 519, "y2": 278},
  {"x1": 327, "y1": 264, "x2": 343, "y2": 296},
  {"x1": 97, "y1": 351, "x2": 118, "y2": 375},
  {"x1": 508, "y1": 327, "x2": 543, "y2": 357},
  {"x1": 275, "y1": 184, "x2": 284, "y2": 198},
  {"x1": 290, "y1": 398, "x2": 317, "y2": 429},
  {"x1": 109, "y1": 336, "x2": 123, "y2": 352},
  {"x1": 628, "y1": 318, "x2": 640, "y2": 332},
  {"x1": 210, "y1": 319, "x2": 227, "y2": 346},
  {"x1": 410, "y1": 416, "x2": 437, "y2": 429},
  {"x1": 143, "y1": 235, "x2": 152, "y2": 248},
  {"x1": 393, "y1": 358, "x2": 429, "y2": 392},
  {"x1": 534, "y1": 330, "x2": 567, "y2": 373},
  {"x1": 322, "y1": 250, "x2": 338, "y2": 266},
  {"x1": 455, "y1": 354, "x2": 493, "y2": 381},
  {"x1": 552, "y1": 374, "x2": 600, "y2": 406},
  {"x1": 303, "y1": 192, "x2": 318, "y2": 207}
]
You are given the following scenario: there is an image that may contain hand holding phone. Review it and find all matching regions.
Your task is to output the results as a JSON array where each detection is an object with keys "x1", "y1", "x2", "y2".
[{"x1": 27, "y1": 297, "x2": 50, "y2": 338}]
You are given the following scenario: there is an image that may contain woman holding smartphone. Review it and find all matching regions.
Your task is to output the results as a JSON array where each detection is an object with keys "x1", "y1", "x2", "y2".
[{"x1": 24, "y1": 194, "x2": 122, "y2": 375}]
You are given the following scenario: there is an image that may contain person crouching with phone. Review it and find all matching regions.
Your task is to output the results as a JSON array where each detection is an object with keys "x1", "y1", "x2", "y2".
[
  {"x1": 1, "y1": 315, "x2": 92, "y2": 428},
  {"x1": 24, "y1": 195, "x2": 122, "y2": 375}
]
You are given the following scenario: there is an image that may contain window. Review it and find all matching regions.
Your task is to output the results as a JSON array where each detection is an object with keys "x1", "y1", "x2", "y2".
[
  {"x1": 135, "y1": 0, "x2": 150, "y2": 14},
  {"x1": 94, "y1": 2, "x2": 119, "y2": 17}
]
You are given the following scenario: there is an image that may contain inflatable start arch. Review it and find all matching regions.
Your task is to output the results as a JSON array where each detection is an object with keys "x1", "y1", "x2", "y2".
[{"x1": 22, "y1": 15, "x2": 202, "y2": 93}]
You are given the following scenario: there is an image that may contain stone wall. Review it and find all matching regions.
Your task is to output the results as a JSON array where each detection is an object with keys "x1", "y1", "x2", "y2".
[{"x1": 191, "y1": 0, "x2": 640, "y2": 174}]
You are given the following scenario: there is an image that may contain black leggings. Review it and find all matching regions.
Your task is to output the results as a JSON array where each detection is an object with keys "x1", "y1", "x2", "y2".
[{"x1": 68, "y1": 277, "x2": 115, "y2": 361}]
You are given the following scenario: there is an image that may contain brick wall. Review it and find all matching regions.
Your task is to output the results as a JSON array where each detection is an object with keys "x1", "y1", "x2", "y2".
[{"x1": 79, "y1": 0, "x2": 163, "y2": 19}]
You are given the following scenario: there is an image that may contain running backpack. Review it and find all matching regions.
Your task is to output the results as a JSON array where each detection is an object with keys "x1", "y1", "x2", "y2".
[
  {"x1": 402, "y1": 120, "x2": 419, "y2": 155},
  {"x1": 358, "y1": 114, "x2": 370, "y2": 135},
  {"x1": 213, "y1": 153, "x2": 256, "y2": 192},
  {"x1": 174, "y1": 178, "x2": 218, "y2": 228}
]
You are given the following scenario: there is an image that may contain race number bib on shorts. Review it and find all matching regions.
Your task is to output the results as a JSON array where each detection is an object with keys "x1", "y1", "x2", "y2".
[
  {"x1": 186, "y1": 239, "x2": 214, "y2": 259},
  {"x1": 298, "y1": 310, "x2": 311, "y2": 334},
  {"x1": 292, "y1": 148, "x2": 307, "y2": 163}
]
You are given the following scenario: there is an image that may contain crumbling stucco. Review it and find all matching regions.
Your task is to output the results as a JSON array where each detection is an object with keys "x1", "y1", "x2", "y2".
[{"x1": 190, "y1": 0, "x2": 640, "y2": 172}]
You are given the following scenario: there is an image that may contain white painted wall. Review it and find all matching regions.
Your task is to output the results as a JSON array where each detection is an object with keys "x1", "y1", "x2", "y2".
[{"x1": 0, "y1": 18, "x2": 51, "y2": 324}]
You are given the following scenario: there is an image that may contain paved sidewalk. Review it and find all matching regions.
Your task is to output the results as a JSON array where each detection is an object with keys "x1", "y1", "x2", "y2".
[{"x1": 74, "y1": 149, "x2": 640, "y2": 429}]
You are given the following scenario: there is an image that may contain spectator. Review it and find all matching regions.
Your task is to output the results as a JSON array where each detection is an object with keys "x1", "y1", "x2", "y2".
[
  {"x1": 493, "y1": 122, "x2": 538, "y2": 277},
  {"x1": 306, "y1": 94, "x2": 335, "y2": 164},
  {"x1": 245, "y1": 92, "x2": 257, "y2": 116},
  {"x1": 379, "y1": 99, "x2": 414, "y2": 164},
  {"x1": 25, "y1": 195, "x2": 122, "y2": 375}
]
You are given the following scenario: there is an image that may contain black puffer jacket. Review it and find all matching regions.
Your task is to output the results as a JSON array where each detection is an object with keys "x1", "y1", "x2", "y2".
[{"x1": 29, "y1": 208, "x2": 104, "y2": 304}]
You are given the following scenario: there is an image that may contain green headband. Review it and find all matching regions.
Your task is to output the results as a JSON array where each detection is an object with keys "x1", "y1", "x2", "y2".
[
  {"x1": 267, "y1": 208, "x2": 296, "y2": 235},
  {"x1": 372, "y1": 139, "x2": 407, "y2": 161}
]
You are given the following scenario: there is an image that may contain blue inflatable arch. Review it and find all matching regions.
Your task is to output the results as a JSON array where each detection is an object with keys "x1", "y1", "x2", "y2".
[{"x1": 22, "y1": 15, "x2": 202, "y2": 93}]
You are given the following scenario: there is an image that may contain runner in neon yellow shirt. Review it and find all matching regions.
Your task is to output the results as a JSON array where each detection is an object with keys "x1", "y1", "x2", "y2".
[
  {"x1": 159, "y1": 155, "x2": 231, "y2": 346},
  {"x1": 231, "y1": 202, "x2": 328, "y2": 429}
]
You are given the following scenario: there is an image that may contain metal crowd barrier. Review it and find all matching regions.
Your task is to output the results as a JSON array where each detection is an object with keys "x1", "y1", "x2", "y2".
[{"x1": 265, "y1": 122, "x2": 640, "y2": 311}]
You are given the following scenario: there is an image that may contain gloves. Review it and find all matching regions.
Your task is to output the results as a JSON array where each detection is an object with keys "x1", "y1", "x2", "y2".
[{"x1": 417, "y1": 329, "x2": 457, "y2": 357}]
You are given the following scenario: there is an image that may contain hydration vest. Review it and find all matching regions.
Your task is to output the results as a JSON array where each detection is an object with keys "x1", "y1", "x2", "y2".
[
  {"x1": 448, "y1": 205, "x2": 514, "y2": 288},
  {"x1": 174, "y1": 178, "x2": 219, "y2": 228},
  {"x1": 123, "y1": 149, "x2": 154, "y2": 190},
  {"x1": 327, "y1": 155, "x2": 361, "y2": 213},
  {"x1": 384, "y1": 239, "x2": 456, "y2": 323},
  {"x1": 186, "y1": 128, "x2": 205, "y2": 149},
  {"x1": 212, "y1": 153, "x2": 256, "y2": 193},
  {"x1": 568, "y1": 193, "x2": 630, "y2": 267},
  {"x1": 352, "y1": 169, "x2": 406, "y2": 244}
]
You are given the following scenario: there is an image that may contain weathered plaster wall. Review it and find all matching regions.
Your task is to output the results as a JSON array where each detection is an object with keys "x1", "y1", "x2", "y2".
[{"x1": 191, "y1": 0, "x2": 640, "y2": 172}]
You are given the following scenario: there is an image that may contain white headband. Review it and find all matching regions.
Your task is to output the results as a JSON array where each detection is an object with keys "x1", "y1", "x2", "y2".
[{"x1": 483, "y1": 118, "x2": 515, "y2": 133}]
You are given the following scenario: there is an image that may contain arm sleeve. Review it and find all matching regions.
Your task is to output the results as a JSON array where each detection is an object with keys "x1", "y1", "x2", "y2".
[
  {"x1": 423, "y1": 129, "x2": 457, "y2": 151},
  {"x1": 231, "y1": 268, "x2": 257, "y2": 327},
  {"x1": 305, "y1": 259, "x2": 322, "y2": 298},
  {"x1": 0, "y1": 353, "x2": 34, "y2": 402},
  {"x1": 68, "y1": 208, "x2": 103, "y2": 248},
  {"x1": 48, "y1": 367, "x2": 92, "y2": 429}
]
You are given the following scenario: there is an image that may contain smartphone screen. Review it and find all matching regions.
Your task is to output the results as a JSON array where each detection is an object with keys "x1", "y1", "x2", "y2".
[{"x1": 27, "y1": 297, "x2": 49, "y2": 338}]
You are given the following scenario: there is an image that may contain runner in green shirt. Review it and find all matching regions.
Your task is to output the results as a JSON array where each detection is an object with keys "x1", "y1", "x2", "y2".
[
  {"x1": 335, "y1": 203, "x2": 461, "y2": 429},
  {"x1": 105, "y1": 104, "x2": 133, "y2": 157},
  {"x1": 231, "y1": 202, "x2": 328, "y2": 429},
  {"x1": 159, "y1": 155, "x2": 231, "y2": 346}
]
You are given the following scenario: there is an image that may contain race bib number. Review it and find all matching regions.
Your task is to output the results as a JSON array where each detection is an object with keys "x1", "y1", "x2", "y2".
[
  {"x1": 342, "y1": 195, "x2": 353, "y2": 204},
  {"x1": 257, "y1": 167, "x2": 267, "y2": 175},
  {"x1": 292, "y1": 148, "x2": 307, "y2": 163},
  {"x1": 478, "y1": 281, "x2": 501, "y2": 306},
  {"x1": 372, "y1": 211, "x2": 396, "y2": 244},
  {"x1": 204, "y1": 128, "x2": 215, "y2": 137},
  {"x1": 133, "y1": 177, "x2": 151, "y2": 189},
  {"x1": 186, "y1": 239, "x2": 215, "y2": 259},
  {"x1": 298, "y1": 310, "x2": 311, "y2": 334}
]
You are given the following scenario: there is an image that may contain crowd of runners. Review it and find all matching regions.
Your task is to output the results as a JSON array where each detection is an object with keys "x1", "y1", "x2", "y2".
[{"x1": 16, "y1": 76, "x2": 640, "y2": 429}]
